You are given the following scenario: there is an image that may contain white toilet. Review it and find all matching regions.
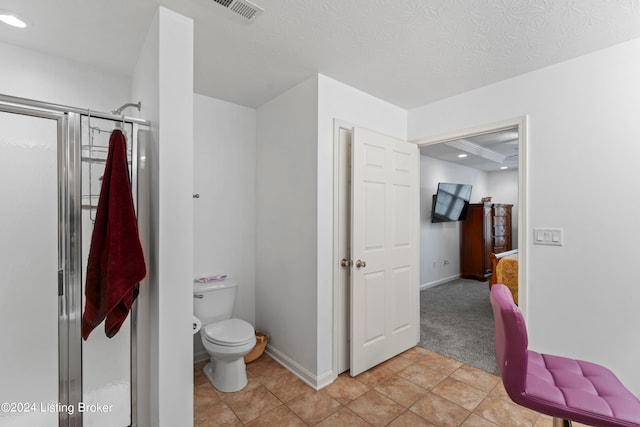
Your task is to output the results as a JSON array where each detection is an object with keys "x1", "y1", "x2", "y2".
[{"x1": 193, "y1": 279, "x2": 256, "y2": 392}]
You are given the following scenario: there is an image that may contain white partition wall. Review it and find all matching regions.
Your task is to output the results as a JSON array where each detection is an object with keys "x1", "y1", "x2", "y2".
[
  {"x1": 132, "y1": 8, "x2": 195, "y2": 425},
  {"x1": 0, "y1": 110, "x2": 60, "y2": 426}
]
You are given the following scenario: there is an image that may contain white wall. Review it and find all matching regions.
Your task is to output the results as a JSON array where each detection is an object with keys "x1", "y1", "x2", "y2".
[
  {"x1": 157, "y1": 8, "x2": 194, "y2": 426},
  {"x1": 132, "y1": 7, "x2": 194, "y2": 426},
  {"x1": 255, "y1": 76, "x2": 320, "y2": 381},
  {"x1": 488, "y1": 169, "x2": 519, "y2": 248},
  {"x1": 193, "y1": 94, "x2": 256, "y2": 360},
  {"x1": 419, "y1": 155, "x2": 489, "y2": 287},
  {"x1": 254, "y1": 73, "x2": 409, "y2": 388},
  {"x1": 409, "y1": 38, "x2": 640, "y2": 394},
  {"x1": 0, "y1": 41, "x2": 129, "y2": 112},
  {"x1": 317, "y1": 74, "x2": 408, "y2": 379}
]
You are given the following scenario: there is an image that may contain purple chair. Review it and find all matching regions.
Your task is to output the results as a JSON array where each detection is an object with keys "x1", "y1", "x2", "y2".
[{"x1": 490, "y1": 284, "x2": 640, "y2": 427}]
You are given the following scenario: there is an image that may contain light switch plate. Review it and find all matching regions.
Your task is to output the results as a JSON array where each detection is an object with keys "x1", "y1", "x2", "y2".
[{"x1": 533, "y1": 228, "x2": 563, "y2": 246}]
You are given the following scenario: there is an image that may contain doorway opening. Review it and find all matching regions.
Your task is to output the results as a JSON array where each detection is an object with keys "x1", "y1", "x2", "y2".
[
  {"x1": 413, "y1": 117, "x2": 528, "y2": 373},
  {"x1": 330, "y1": 117, "x2": 527, "y2": 378}
]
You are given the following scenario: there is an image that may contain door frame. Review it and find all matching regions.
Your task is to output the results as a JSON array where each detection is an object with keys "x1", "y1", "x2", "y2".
[
  {"x1": 411, "y1": 116, "x2": 529, "y2": 319},
  {"x1": 332, "y1": 119, "x2": 355, "y2": 376},
  {"x1": 0, "y1": 104, "x2": 78, "y2": 426},
  {"x1": 332, "y1": 116, "x2": 529, "y2": 377}
]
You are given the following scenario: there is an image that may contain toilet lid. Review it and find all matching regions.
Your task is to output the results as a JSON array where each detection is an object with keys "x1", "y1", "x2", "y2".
[{"x1": 203, "y1": 319, "x2": 255, "y2": 346}]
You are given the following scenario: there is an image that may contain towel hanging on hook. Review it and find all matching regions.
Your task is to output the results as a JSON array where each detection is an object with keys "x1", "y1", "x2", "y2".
[{"x1": 81, "y1": 129, "x2": 146, "y2": 340}]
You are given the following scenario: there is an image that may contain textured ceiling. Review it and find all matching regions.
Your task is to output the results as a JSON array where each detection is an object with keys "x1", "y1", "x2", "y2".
[
  {"x1": 0, "y1": 0, "x2": 639, "y2": 109},
  {"x1": 168, "y1": 0, "x2": 640, "y2": 108}
]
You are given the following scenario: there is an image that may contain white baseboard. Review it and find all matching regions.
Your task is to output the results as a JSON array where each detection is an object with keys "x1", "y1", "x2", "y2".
[
  {"x1": 193, "y1": 332, "x2": 209, "y2": 364},
  {"x1": 194, "y1": 349, "x2": 209, "y2": 364},
  {"x1": 265, "y1": 344, "x2": 335, "y2": 391},
  {"x1": 420, "y1": 273, "x2": 461, "y2": 291},
  {"x1": 193, "y1": 343, "x2": 336, "y2": 390}
]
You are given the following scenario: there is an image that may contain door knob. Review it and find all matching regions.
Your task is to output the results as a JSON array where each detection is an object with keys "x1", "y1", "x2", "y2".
[
  {"x1": 340, "y1": 259, "x2": 352, "y2": 267},
  {"x1": 355, "y1": 259, "x2": 366, "y2": 268}
]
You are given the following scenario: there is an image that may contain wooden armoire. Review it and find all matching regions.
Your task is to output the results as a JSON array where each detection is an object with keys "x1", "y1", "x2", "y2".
[{"x1": 460, "y1": 203, "x2": 513, "y2": 280}]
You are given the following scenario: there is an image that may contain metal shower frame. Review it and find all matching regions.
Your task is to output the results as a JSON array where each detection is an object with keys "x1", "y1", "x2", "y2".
[{"x1": 0, "y1": 93, "x2": 150, "y2": 427}]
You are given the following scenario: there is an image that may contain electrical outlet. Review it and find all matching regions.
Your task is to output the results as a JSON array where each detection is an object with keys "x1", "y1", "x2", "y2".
[
  {"x1": 432, "y1": 260, "x2": 436, "y2": 269},
  {"x1": 443, "y1": 260, "x2": 450, "y2": 265}
]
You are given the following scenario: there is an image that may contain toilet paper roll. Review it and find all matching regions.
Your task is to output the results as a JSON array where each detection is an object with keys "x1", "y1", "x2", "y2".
[{"x1": 192, "y1": 317, "x2": 202, "y2": 334}]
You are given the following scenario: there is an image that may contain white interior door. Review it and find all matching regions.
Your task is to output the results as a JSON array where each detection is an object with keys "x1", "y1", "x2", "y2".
[{"x1": 350, "y1": 127, "x2": 419, "y2": 376}]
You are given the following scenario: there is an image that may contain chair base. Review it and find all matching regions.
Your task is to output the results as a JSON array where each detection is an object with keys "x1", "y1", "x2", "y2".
[{"x1": 553, "y1": 417, "x2": 572, "y2": 427}]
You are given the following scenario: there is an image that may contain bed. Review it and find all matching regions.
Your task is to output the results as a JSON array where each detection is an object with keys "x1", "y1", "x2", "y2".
[{"x1": 489, "y1": 249, "x2": 518, "y2": 304}]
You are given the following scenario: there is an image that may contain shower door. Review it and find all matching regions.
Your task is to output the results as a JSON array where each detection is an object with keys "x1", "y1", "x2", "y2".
[
  {"x1": 0, "y1": 104, "x2": 139, "y2": 427},
  {"x1": 0, "y1": 107, "x2": 66, "y2": 427}
]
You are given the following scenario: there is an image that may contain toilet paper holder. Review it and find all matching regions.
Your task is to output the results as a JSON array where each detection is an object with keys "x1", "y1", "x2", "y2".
[{"x1": 192, "y1": 316, "x2": 202, "y2": 334}]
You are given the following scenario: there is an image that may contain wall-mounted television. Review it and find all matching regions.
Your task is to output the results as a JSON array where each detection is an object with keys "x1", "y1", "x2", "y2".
[{"x1": 431, "y1": 182, "x2": 473, "y2": 223}]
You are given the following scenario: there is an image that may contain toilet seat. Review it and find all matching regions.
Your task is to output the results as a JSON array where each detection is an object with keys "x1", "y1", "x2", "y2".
[{"x1": 203, "y1": 318, "x2": 255, "y2": 347}]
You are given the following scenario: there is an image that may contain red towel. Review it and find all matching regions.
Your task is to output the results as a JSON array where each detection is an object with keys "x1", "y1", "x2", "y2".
[{"x1": 81, "y1": 129, "x2": 146, "y2": 340}]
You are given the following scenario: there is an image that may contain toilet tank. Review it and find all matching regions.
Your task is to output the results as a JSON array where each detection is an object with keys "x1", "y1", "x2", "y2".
[{"x1": 193, "y1": 279, "x2": 237, "y2": 325}]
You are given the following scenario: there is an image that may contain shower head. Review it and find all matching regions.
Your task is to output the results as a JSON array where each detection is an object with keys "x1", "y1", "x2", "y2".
[{"x1": 111, "y1": 101, "x2": 141, "y2": 115}]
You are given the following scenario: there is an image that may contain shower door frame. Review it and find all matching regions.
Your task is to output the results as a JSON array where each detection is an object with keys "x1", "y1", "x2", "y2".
[
  {"x1": 0, "y1": 103, "x2": 74, "y2": 427},
  {"x1": 0, "y1": 94, "x2": 147, "y2": 427}
]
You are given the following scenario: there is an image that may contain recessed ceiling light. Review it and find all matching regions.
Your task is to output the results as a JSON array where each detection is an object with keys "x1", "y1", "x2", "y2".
[
  {"x1": 0, "y1": 10, "x2": 28, "y2": 28},
  {"x1": 500, "y1": 166, "x2": 508, "y2": 170},
  {"x1": 458, "y1": 154, "x2": 467, "y2": 158}
]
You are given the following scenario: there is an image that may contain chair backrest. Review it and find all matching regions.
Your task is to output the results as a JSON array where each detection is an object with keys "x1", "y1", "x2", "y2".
[{"x1": 490, "y1": 284, "x2": 529, "y2": 399}]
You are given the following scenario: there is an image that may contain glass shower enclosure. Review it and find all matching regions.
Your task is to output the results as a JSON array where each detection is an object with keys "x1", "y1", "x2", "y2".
[{"x1": 0, "y1": 96, "x2": 147, "y2": 427}]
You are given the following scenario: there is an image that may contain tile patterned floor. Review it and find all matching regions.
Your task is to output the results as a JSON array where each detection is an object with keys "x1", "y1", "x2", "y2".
[{"x1": 194, "y1": 347, "x2": 592, "y2": 427}]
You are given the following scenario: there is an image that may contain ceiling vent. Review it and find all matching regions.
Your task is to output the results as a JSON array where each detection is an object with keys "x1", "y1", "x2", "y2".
[{"x1": 211, "y1": 0, "x2": 264, "y2": 21}]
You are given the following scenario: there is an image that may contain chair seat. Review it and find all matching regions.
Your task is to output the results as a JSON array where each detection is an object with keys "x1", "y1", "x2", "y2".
[
  {"x1": 490, "y1": 284, "x2": 640, "y2": 427},
  {"x1": 514, "y1": 349, "x2": 640, "y2": 426}
]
